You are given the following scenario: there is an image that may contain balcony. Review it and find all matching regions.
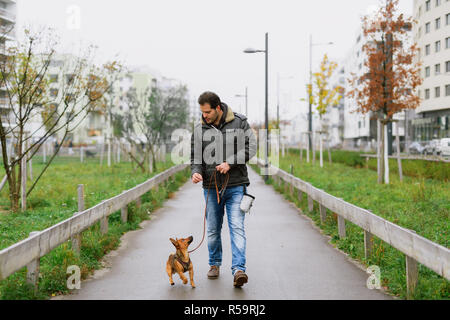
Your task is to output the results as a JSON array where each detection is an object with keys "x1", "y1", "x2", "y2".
[
  {"x1": 0, "y1": 8, "x2": 16, "y2": 22},
  {"x1": 0, "y1": 24, "x2": 14, "y2": 39},
  {"x1": 0, "y1": 97, "x2": 10, "y2": 106}
]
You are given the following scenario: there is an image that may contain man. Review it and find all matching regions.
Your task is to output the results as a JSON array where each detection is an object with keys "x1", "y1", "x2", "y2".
[{"x1": 190, "y1": 91, "x2": 256, "y2": 288}]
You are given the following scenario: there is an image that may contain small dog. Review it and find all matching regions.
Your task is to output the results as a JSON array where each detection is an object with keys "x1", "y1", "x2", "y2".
[{"x1": 166, "y1": 236, "x2": 195, "y2": 288}]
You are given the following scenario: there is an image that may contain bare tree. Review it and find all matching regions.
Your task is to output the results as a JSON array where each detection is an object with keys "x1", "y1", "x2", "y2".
[
  {"x1": 0, "y1": 27, "x2": 121, "y2": 212},
  {"x1": 114, "y1": 82, "x2": 189, "y2": 172}
]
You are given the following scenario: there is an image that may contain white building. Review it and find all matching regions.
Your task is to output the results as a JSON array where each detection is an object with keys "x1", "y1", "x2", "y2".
[
  {"x1": 0, "y1": 0, "x2": 16, "y2": 131},
  {"x1": 324, "y1": 64, "x2": 345, "y2": 148},
  {"x1": 340, "y1": 31, "x2": 376, "y2": 151},
  {"x1": 411, "y1": 0, "x2": 450, "y2": 141}
]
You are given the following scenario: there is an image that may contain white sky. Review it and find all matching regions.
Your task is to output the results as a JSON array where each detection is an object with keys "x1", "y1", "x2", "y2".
[{"x1": 16, "y1": 0, "x2": 413, "y2": 125}]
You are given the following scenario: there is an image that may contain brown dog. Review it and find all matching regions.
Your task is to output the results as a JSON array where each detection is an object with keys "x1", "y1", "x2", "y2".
[{"x1": 166, "y1": 236, "x2": 195, "y2": 288}]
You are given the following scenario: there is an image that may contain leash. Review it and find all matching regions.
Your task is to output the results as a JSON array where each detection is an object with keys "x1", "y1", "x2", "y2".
[{"x1": 188, "y1": 170, "x2": 229, "y2": 254}]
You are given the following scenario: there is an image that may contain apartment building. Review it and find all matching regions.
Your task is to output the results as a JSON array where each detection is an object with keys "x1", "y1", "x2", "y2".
[
  {"x1": 411, "y1": 0, "x2": 450, "y2": 141},
  {"x1": 0, "y1": 0, "x2": 16, "y2": 130},
  {"x1": 340, "y1": 31, "x2": 377, "y2": 151},
  {"x1": 324, "y1": 64, "x2": 345, "y2": 148}
]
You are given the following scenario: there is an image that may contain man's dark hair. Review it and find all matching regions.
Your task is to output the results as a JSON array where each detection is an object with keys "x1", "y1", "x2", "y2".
[{"x1": 198, "y1": 91, "x2": 221, "y2": 109}]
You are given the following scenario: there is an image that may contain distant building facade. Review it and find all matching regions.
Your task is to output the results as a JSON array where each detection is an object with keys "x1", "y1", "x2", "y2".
[{"x1": 411, "y1": 0, "x2": 450, "y2": 141}]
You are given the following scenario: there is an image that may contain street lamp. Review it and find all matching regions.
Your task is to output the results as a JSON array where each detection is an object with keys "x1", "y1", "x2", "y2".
[
  {"x1": 244, "y1": 32, "x2": 269, "y2": 182},
  {"x1": 235, "y1": 87, "x2": 248, "y2": 117},
  {"x1": 308, "y1": 35, "x2": 334, "y2": 154}
]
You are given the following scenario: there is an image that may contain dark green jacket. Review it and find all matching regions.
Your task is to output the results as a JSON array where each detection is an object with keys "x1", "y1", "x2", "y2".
[{"x1": 190, "y1": 103, "x2": 257, "y2": 189}]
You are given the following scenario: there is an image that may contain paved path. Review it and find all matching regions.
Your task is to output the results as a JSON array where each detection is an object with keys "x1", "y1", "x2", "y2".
[{"x1": 57, "y1": 166, "x2": 390, "y2": 300}]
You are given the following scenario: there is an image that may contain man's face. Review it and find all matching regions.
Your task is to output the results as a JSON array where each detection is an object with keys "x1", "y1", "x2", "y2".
[{"x1": 200, "y1": 103, "x2": 221, "y2": 124}]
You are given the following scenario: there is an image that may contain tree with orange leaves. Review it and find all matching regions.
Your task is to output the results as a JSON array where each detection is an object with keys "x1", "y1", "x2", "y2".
[
  {"x1": 347, "y1": 0, "x2": 422, "y2": 184},
  {"x1": 309, "y1": 54, "x2": 342, "y2": 168}
]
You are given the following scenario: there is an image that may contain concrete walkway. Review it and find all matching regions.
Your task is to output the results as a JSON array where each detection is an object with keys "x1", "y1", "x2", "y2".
[{"x1": 57, "y1": 166, "x2": 391, "y2": 300}]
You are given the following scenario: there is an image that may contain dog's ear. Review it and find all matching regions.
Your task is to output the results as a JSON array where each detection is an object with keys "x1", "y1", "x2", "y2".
[
  {"x1": 188, "y1": 236, "x2": 193, "y2": 244},
  {"x1": 170, "y1": 238, "x2": 179, "y2": 248}
]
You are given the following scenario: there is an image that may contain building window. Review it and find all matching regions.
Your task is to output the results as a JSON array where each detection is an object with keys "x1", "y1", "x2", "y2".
[
  {"x1": 447, "y1": 13, "x2": 450, "y2": 25},
  {"x1": 425, "y1": 89, "x2": 430, "y2": 99},
  {"x1": 446, "y1": 37, "x2": 450, "y2": 49},
  {"x1": 49, "y1": 74, "x2": 58, "y2": 83},
  {"x1": 426, "y1": 44, "x2": 431, "y2": 55},
  {"x1": 436, "y1": 17, "x2": 441, "y2": 29},
  {"x1": 435, "y1": 63, "x2": 441, "y2": 75},
  {"x1": 50, "y1": 89, "x2": 58, "y2": 97},
  {"x1": 435, "y1": 40, "x2": 441, "y2": 52},
  {"x1": 435, "y1": 86, "x2": 441, "y2": 98},
  {"x1": 436, "y1": 0, "x2": 441, "y2": 6},
  {"x1": 446, "y1": 85, "x2": 450, "y2": 96},
  {"x1": 446, "y1": 60, "x2": 450, "y2": 73},
  {"x1": 425, "y1": 66, "x2": 431, "y2": 77},
  {"x1": 426, "y1": 0, "x2": 431, "y2": 11},
  {"x1": 426, "y1": 22, "x2": 431, "y2": 33}
]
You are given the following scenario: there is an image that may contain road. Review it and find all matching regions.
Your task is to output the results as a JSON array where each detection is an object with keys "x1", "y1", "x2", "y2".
[{"x1": 56, "y1": 165, "x2": 391, "y2": 300}]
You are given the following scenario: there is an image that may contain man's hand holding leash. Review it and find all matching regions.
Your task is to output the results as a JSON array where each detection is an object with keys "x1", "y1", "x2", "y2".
[
  {"x1": 192, "y1": 162, "x2": 230, "y2": 184},
  {"x1": 192, "y1": 173, "x2": 203, "y2": 184}
]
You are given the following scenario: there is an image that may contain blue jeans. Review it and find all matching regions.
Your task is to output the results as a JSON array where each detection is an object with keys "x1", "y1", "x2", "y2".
[{"x1": 203, "y1": 185, "x2": 246, "y2": 276}]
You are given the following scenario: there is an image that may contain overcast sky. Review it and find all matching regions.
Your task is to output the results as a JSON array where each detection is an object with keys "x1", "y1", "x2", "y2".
[{"x1": 17, "y1": 0, "x2": 413, "y2": 125}]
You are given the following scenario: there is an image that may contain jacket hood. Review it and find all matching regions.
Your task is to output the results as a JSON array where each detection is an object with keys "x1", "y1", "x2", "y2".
[{"x1": 201, "y1": 102, "x2": 235, "y2": 126}]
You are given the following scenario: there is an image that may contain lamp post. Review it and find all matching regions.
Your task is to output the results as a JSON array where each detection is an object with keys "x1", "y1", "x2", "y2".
[
  {"x1": 309, "y1": 35, "x2": 334, "y2": 154},
  {"x1": 235, "y1": 86, "x2": 248, "y2": 117},
  {"x1": 244, "y1": 32, "x2": 269, "y2": 182}
]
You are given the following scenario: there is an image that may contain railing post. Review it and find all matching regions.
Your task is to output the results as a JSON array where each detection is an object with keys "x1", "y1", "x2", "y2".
[
  {"x1": 364, "y1": 230, "x2": 373, "y2": 260},
  {"x1": 319, "y1": 204, "x2": 327, "y2": 224},
  {"x1": 136, "y1": 196, "x2": 141, "y2": 209},
  {"x1": 26, "y1": 231, "x2": 40, "y2": 292},
  {"x1": 71, "y1": 184, "x2": 84, "y2": 255},
  {"x1": 100, "y1": 200, "x2": 108, "y2": 234},
  {"x1": 121, "y1": 191, "x2": 128, "y2": 223},
  {"x1": 307, "y1": 194, "x2": 314, "y2": 212},
  {"x1": 100, "y1": 216, "x2": 108, "y2": 234},
  {"x1": 406, "y1": 230, "x2": 418, "y2": 299},
  {"x1": 406, "y1": 255, "x2": 418, "y2": 299},
  {"x1": 297, "y1": 189, "x2": 303, "y2": 202},
  {"x1": 338, "y1": 215, "x2": 346, "y2": 238}
]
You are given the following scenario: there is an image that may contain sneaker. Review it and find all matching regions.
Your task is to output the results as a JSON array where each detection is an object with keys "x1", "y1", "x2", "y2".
[
  {"x1": 233, "y1": 270, "x2": 248, "y2": 287},
  {"x1": 207, "y1": 265, "x2": 220, "y2": 279}
]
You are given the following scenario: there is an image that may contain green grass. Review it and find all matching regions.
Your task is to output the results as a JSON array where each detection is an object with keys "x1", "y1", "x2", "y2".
[
  {"x1": 288, "y1": 149, "x2": 450, "y2": 181},
  {"x1": 0, "y1": 156, "x2": 190, "y2": 299},
  {"x1": 251, "y1": 150, "x2": 449, "y2": 300}
]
